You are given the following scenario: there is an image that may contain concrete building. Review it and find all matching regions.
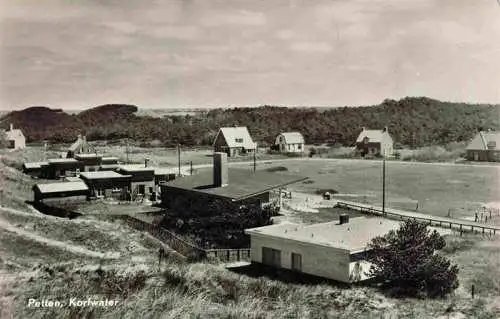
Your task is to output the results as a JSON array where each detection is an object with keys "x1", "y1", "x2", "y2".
[
  {"x1": 117, "y1": 161, "x2": 155, "y2": 200},
  {"x1": 160, "y1": 152, "x2": 307, "y2": 209},
  {"x1": 79, "y1": 171, "x2": 132, "y2": 200},
  {"x1": 213, "y1": 126, "x2": 257, "y2": 157},
  {"x1": 33, "y1": 181, "x2": 89, "y2": 203},
  {"x1": 275, "y1": 132, "x2": 305, "y2": 153},
  {"x1": 66, "y1": 135, "x2": 92, "y2": 158},
  {"x1": 466, "y1": 131, "x2": 500, "y2": 162},
  {"x1": 3, "y1": 124, "x2": 26, "y2": 150},
  {"x1": 245, "y1": 216, "x2": 450, "y2": 283},
  {"x1": 355, "y1": 127, "x2": 394, "y2": 157}
]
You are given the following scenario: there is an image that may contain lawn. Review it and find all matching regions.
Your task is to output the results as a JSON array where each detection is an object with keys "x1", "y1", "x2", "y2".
[{"x1": 237, "y1": 159, "x2": 500, "y2": 219}]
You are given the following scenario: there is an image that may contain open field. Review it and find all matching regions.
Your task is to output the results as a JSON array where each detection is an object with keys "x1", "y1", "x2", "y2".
[
  {"x1": 1, "y1": 149, "x2": 500, "y2": 318},
  {"x1": 231, "y1": 159, "x2": 500, "y2": 220}
]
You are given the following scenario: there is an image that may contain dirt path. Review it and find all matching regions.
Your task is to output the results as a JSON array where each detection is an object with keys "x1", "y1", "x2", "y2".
[{"x1": 0, "y1": 216, "x2": 121, "y2": 260}]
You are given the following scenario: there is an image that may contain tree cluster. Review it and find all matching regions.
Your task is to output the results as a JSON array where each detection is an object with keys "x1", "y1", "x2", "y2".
[{"x1": 2, "y1": 97, "x2": 499, "y2": 147}]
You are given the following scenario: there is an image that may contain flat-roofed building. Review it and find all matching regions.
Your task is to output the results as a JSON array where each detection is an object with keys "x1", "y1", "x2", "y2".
[
  {"x1": 33, "y1": 181, "x2": 89, "y2": 203},
  {"x1": 245, "y1": 217, "x2": 451, "y2": 283},
  {"x1": 79, "y1": 171, "x2": 132, "y2": 199},
  {"x1": 117, "y1": 163, "x2": 155, "y2": 200},
  {"x1": 74, "y1": 153, "x2": 102, "y2": 172},
  {"x1": 22, "y1": 161, "x2": 49, "y2": 178},
  {"x1": 46, "y1": 158, "x2": 84, "y2": 179}
]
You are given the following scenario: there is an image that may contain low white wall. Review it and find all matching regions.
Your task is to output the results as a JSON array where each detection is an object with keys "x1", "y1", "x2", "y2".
[{"x1": 250, "y1": 234, "x2": 351, "y2": 283}]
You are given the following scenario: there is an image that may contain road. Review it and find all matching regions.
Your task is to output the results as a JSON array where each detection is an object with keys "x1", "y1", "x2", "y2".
[{"x1": 182, "y1": 157, "x2": 500, "y2": 171}]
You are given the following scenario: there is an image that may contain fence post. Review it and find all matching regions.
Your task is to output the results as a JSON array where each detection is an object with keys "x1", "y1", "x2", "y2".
[{"x1": 237, "y1": 249, "x2": 241, "y2": 261}]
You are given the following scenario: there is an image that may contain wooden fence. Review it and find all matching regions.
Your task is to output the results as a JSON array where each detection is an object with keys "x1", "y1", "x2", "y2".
[
  {"x1": 120, "y1": 215, "x2": 251, "y2": 263},
  {"x1": 337, "y1": 201, "x2": 500, "y2": 236}
]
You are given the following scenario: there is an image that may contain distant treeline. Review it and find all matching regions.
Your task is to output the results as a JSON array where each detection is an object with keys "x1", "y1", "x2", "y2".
[{"x1": 1, "y1": 97, "x2": 499, "y2": 148}]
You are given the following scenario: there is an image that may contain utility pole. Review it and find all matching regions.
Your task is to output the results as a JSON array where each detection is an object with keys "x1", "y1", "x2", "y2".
[
  {"x1": 253, "y1": 148, "x2": 257, "y2": 172},
  {"x1": 177, "y1": 143, "x2": 181, "y2": 176},
  {"x1": 190, "y1": 160, "x2": 193, "y2": 175},
  {"x1": 126, "y1": 138, "x2": 130, "y2": 164},
  {"x1": 382, "y1": 158, "x2": 386, "y2": 215}
]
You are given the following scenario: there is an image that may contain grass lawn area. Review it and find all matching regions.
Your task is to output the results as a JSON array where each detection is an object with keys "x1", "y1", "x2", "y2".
[{"x1": 236, "y1": 159, "x2": 500, "y2": 219}]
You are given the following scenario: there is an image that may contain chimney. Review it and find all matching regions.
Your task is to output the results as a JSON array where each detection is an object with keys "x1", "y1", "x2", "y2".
[
  {"x1": 213, "y1": 152, "x2": 229, "y2": 187},
  {"x1": 339, "y1": 213, "x2": 349, "y2": 225},
  {"x1": 82, "y1": 135, "x2": 86, "y2": 142},
  {"x1": 383, "y1": 126, "x2": 388, "y2": 133},
  {"x1": 145, "y1": 158, "x2": 150, "y2": 168},
  {"x1": 9, "y1": 123, "x2": 13, "y2": 131},
  {"x1": 77, "y1": 134, "x2": 82, "y2": 140},
  {"x1": 362, "y1": 127, "x2": 366, "y2": 131}
]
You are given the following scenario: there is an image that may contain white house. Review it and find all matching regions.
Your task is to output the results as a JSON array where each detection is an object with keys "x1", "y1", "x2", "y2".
[
  {"x1": 3, "y1": 124, "x2": 26, "y2": 150},
  {"x1": 245, "y1": 216, "x2": 451, "y2": 283},
  {"x1": 355, "y1": 127, "x2": 394, "y2": 157},
  {"x1": 213, "y1": 126, "x2": 257, "y2": 157},
  {"x1": 275, "y1": 132, "x2": 305, "y2": 153}
]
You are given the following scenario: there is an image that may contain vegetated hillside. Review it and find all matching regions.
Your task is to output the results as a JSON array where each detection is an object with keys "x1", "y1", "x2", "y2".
[{"x1": 1, "y1": 97, "x2": 499, "y2": 147}]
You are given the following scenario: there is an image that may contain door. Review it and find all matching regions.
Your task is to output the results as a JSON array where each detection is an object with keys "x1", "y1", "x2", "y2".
[
  {"x1": 474, "y1": 152, "x2": 479, "y2": 161},
  {"x1": 262, "y1": 247, "x2": 281, "y2": 267},
  {"x1": 291, "y1": 253, "x2": 302, "y2": 271},
  {"x1": 138, "y1": 184, "x2": 145, "y2": 195}
]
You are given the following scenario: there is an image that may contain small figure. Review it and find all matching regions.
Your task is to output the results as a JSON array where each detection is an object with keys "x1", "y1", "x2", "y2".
[{"x1": 475, "y1": 211, "x2": 478, "y2": 223}]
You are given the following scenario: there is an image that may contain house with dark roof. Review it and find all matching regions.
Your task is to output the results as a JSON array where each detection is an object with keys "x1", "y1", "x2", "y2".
[
  {"x1": 160, "y1": 152, "x2": 307, "y2": 209},
  {"x1": 45, "y1": 158, "x2": 84, "y2": 179},
  {"x1": 22, "y1": 162, "x2": 49, "y2": 178},
  {"x1": 2, "y1": 124, "x2": 26, "y2": 150},
  {"x1": 66, "y1": 135, "x2": 92, "y2": 158},
  {"x1": 117, "y1": 160, "x2": 156, "y2": 200},
  {"x1": 466, "y1": 131, "x2": 500, "y2": 162},
  {"x1": 274, "y1": 132, "x2": 305, "y2": 153},
  {"x1": 213, "y1": 126, "x2": 257, "y2": 157},
  {"x1": 355, "y1": 127, "x2": 393, "y2": 157}
]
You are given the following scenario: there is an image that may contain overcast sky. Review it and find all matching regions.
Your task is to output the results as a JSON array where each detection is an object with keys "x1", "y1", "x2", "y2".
[{"x1": 1, "y1": 0, "x2": 499, "y2": 110}]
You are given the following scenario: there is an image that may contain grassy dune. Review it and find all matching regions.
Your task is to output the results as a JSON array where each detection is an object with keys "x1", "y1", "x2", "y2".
[{"x1": 1, "y1": 150, "x2": 499, "y2": 318}]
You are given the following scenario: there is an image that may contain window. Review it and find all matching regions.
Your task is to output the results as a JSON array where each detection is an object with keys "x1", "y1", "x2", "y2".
[
  {"x1": 298, "y1": 145, "x2": 302, "y2": 150},
  {"x1": 291, "y1": 253, "x2": 302, "y2": 271},
  {"x1": 149, "y1": 187, "x2": 154, "y2": 194},
  {"x1": 235, "y1": 138, "x2": 243, "y2": 143},
  {"x1": 262, "y1": 247, "x2": 281, "y2": 267}
]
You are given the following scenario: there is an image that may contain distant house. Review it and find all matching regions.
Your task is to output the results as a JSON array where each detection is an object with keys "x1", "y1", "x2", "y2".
[
  {"x1": 66, "y1": 135, "x2": 92, "y2": 158},
  {"x1": 466, "y1": 131, "x2": 500, "y2": 162},
  {"x1": 33, "y1": 181, "x2": 89, "y2": 204},
  {"x1": 213, "y1": 126, "x2": 257, "y2": 157},
  {"x1": 245, "y1": 216, "x2": 450, "y2": 283},
  {"x1": 275, "y1": 132, "x2": 305, "y2": 153},
  {"x1": 355, "y1": 127, "x2": 393, "y2": 157},
  {"x1": 117, "y1": 160, "x2": 156, "y2": 200},
  {"x1": 2, "y1": 124, "x2": 26, "y2": 150},
  {"x1": 79, "y1": 171, "x2": 132, "y2": 200},
  {"x1": 45, "y1": 158, "x2": 84, "y2": 180}
]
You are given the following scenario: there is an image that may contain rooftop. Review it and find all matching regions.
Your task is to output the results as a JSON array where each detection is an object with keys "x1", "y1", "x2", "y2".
[
  {"x1": 35, "y1": 181, "x2": 89, "y2": 194},
  {"x1": 101, "y1": 156, "x2": 119, "y2": 162},
  {"x1": 278, "y1": 132, "x2": 305, "y2": 144},
  {"x1": 215, "y1": 126, "x2": 256, "y2": 149},
  {"x1": 118, "y1": 164, "x2": 155, "y2": 173},
  {"x1": 74, "y1": 153, "x2": 102, "y2": 159},
  {"x1": 246, "y1": 217, "x2": 451, "y2": 252},
  {"x1": 23, "y1": 162, "x2": 49, "y2": 169},
  {"x1": 356, "y1": 128, "x2": 390, "y2": 143},
  {"x1": 466, "y1": 131, "x2": 500, "y2": 151},
  {"x1": 154, "y1": 167, "x2": 190, "y2": 175},
  {"x1": 162, "y1": 168, "x2": 307, "y2": 201},
  {"x1": 48, "y1": 158, "x2": 79, "y2": 164},
  {"x1": 79, "y1": 171, "x2": 131, "y2": 180},
  {"x1": 246, "y1": 217, "x2": 401, "y2": 252}
]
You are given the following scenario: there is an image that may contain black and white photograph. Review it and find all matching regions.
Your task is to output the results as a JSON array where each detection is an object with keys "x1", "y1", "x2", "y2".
[{"x1": 1, "y1": 0, "x2": 499, "y2": 318}]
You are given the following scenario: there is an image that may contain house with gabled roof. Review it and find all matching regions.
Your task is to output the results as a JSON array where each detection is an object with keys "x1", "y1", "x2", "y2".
[
  {"x1": 355, "y1": 127, "x2": 393, "y2": 158},
  {"x1": 2, "y1": 124, "x2": 26, "y2": 150},
  {"x1": 275, "y1": 132, "x2": 305, "y2": 153},
  {"x1": 466, "y1": 130, "x2": 500, "y2": 162},
  {"x1": 213, "y1": 126, "x2": 257, "y2": 157},
  {"x1": 66, "y1": 134, "x2": 92, "y2": 158}
]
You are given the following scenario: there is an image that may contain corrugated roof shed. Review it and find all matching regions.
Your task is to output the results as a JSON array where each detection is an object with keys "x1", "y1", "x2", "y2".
[
  {"x1": 118, "y1": 164, "x2": 155, "y2": 173},
  {"x1": 35, "y1": 181, "x2": 89, "y2": 194},
  {"x1": 23, "y1": 162, "x2": 49, "y2": 169},
  {"x1": 278, "y1": 132, "x2": 305, "y2": 144},
  {"x1": 163, "y1": 168, "x2": 307, "y2": 201},
  {"x1": 215, "y1": 127, "x2": 256, "y2": 149},
  {"x1": 466, "y1": 131, "x2": 500, "y2": 150}
]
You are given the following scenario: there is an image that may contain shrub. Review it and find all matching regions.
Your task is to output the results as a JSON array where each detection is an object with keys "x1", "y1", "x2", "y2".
[{"x1": 367, "y1": 219, "x2": 459, "y2": 298}]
